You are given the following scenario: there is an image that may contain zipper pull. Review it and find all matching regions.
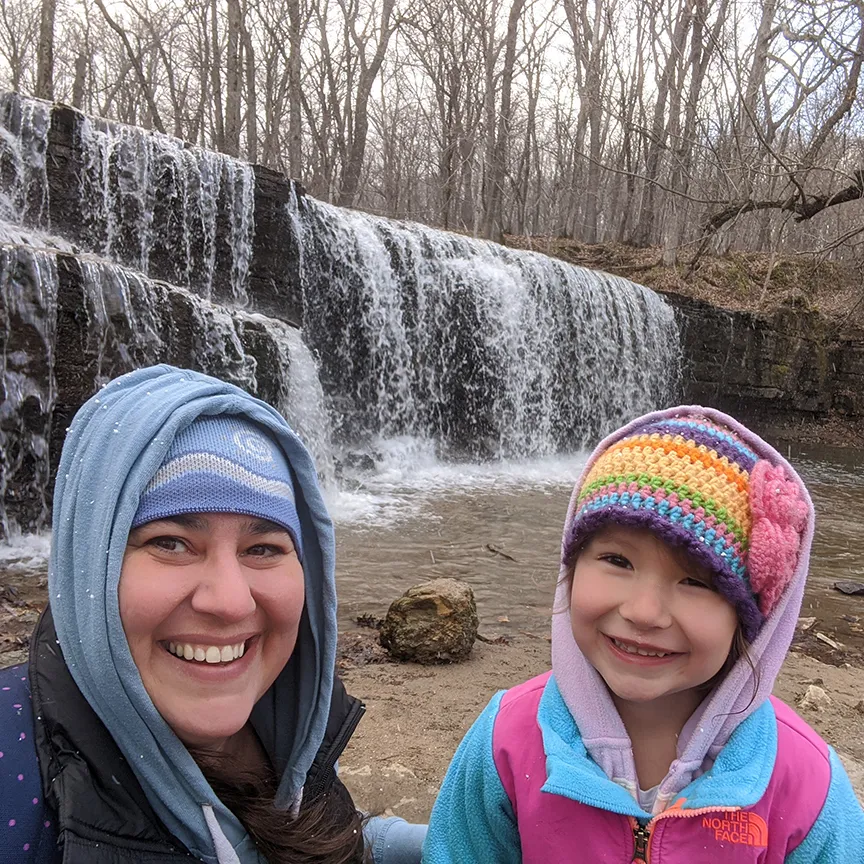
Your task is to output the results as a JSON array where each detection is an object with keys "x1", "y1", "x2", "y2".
[{"x1": 632, "y1": 824, "x2": 650, "y2": 862}]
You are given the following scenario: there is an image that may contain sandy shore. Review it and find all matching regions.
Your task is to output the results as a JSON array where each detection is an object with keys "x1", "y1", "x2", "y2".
[{"x1": 337, "y1": 631, "x2": 864, "y2": 821}]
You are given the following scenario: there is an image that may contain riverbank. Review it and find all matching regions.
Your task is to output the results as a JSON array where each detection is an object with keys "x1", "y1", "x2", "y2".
[
  {"x1": 337, "y1": 630, "x2": 864, "y2": 820},
  {"x1": 504, "y1": 236, "x2": 864, "y2": 331}
]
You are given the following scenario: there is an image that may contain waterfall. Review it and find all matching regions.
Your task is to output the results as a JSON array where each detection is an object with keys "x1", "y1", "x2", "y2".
[
  {"x1": 0, "y1": 92, "x2": 682, "y2": 536},
  {"x1": 0, "y1": 246, "x2": 57, "y2": 535},
  {"x1": 0, "y1": 244, "x2": 333, "y2": 534},
  {"x1": 298, "y1": 199, "x2": 680, "y2": 460},
  {"x1": 77, "y1": 116, "x2": 254, "y2": 302},
  {"x1": 0, "y1": 94, "x2": 50, "y2": 228}
]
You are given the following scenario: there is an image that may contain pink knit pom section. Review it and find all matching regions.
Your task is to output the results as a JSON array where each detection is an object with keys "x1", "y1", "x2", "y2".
[{"x1": 748, "y1": 460, "x2": 808, "y2": 615}]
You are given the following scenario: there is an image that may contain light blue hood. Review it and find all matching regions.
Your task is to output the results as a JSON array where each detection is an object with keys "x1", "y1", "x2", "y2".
[{"x1": 48, "y1": 365, "x2": 338, "y2": 863}]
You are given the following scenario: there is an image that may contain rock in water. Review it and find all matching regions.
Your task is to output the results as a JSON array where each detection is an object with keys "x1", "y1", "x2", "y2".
[
  {"x1": 379, "y1": 578, "x2": 479, "y2": 663},
  {"x1": 834, "y1": 581, "x2": 864, "y2": 596}
]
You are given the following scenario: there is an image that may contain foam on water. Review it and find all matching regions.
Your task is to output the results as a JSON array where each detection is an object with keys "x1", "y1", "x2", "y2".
[
  {"x1": 0, "y1": 530, "x2": 51, "y2": 572},
  {"x1": 326, "y1": 434, "x2": 588, "y2": 527}
]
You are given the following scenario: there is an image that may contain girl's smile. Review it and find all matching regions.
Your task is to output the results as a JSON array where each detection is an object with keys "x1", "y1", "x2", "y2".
[
  {"x1": 570, "y1": 525, "x2": 738, "y2": 714},
  {"x1": 603, "y1": 633, "x2": 684, "y2": 663}
]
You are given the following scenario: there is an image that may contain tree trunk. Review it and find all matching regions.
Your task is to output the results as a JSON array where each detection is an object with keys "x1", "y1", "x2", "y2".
[
  {"x1": 71, "y1": 53, "x2": 88, "y2": 109},
  {"x1": 483, "y1": 0, "x2": 527, "y2": 241},
  {"x1": 287, "y1": 0, "x2": 303, "y2": 176},
  {"x1": 223, "y1": 0, "x2": 243, "y2": 157},
  {"x1": 35, "y1": 0, "x2": 57, "y2": 100},
  {"x1": 337, "y1": 0, "x2": 396, "y2": 207},
  {"x1": 93, "y1": 0, "x2": 166, "y2": 133},
  {"x1": 633, "y1": 0, "x2": 693, "y2": 246},
  {"x1": 242, "y1": 23, "x2": 258, "y2": 163},
  {"x1": 210, "y1": 0, "x2": 225, "y2": 150}
]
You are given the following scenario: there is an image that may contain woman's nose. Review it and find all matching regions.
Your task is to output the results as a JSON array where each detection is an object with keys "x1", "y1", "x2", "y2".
[
  {"x1": 619, "y1": 579, "x2": 673, "y2": 630},
  {"x1": 189, "y1": 554, "x2": 256, "y2": 622}
]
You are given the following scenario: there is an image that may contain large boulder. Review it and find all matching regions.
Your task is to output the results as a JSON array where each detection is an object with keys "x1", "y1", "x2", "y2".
[{"x1": 379, "y1": 578, "x2": 479, "y2": 663}]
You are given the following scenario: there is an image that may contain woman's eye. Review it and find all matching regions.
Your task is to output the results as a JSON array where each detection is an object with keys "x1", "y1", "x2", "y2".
[
  {"x1": 245, "y1": 543, "x2": 292, "y2": 558},
  {"x1": 148, "y1": 536, "x2": 189, "y2": 554}
]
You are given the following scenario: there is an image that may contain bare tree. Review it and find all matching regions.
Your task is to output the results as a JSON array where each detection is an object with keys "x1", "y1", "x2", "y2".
[
  {"x1": 1, "y1": 0, "x2": 862, "y2": 268},
  {"x1": 35, "y1": 0, "x2": 55, "y2": 99}
]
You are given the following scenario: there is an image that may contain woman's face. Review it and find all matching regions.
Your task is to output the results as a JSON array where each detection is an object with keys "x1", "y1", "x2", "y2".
[{"x1": 120, "y1": 512, "x2": 304, "y2": 749}]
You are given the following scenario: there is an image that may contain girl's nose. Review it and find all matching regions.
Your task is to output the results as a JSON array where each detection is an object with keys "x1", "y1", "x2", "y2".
[
  {"x1": 189, "y1": 554, "x2": 256, "y2": 622},
  {"x1": 618, "y1": 579, "x2": 673, "y2": 631}
]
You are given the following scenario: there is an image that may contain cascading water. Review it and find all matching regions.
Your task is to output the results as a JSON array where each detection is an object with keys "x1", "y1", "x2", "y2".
[
  {"x1": 0, "y1": 245, "x2": 57, "y2": 535},
  {"x1": 298, "y1": 199, "x2": 680, "y2": 460},
  {"x1": 0, "y1": 94, "x2": 50, "y2": 229},
  {"x1": 77, "y1": 116, "x2": 254, "y2": 302},
  {"x1": 0, "y1": 92, "x2": 683, "y2": 538},
  {"x1": 0, "y1": 242, "x2": 333, "y2": 534}
]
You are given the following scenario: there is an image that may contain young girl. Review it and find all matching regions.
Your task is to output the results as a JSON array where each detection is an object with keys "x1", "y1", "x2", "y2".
[{"x1": 423, "y1": 407, "x2": 864, "y2": 863}]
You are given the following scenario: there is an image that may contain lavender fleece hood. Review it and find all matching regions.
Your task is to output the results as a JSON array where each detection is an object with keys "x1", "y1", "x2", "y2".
[{"x1": 551, "y1": 405, "x2": 816, "y2": 812}]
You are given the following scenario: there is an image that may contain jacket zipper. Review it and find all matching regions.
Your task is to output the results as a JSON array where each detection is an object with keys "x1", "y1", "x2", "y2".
[
  {"x1": 304, "y1": 698, "x2": 366, "y2": 801},
  {"x1": 631, "y1": 822, "x2": 650, "y2": 862},
  {"x1": 629, "y1": 800, "x2": 743, "y2": 863}
]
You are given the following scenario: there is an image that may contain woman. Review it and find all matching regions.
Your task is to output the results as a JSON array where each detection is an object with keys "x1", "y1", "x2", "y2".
[{"x1": 0, "y1": 365, "x2": 424, "y2": 863}]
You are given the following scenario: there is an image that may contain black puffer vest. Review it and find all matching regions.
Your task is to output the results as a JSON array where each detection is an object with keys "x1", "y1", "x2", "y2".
[{"x1": 28, "y1": 608, "x2": 364, "y2": 863}]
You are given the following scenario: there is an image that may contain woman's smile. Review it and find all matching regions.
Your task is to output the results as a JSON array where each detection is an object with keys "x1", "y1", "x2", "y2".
[
  {"x1": 120, "y1": 512, "x2": 305, "y2": 748},
  {"x1": 165, "y1": 641, "x2": 246, "y2": 664}
]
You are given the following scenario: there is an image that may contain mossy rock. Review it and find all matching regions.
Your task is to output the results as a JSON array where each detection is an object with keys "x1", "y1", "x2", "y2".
[{"x1": 379, "y1": 578, "x2": 479, "y2": 664}]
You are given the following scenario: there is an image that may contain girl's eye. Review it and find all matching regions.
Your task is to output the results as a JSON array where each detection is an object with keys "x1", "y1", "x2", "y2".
[
  {"x1": 682, "y1": 576, "x2": 713, "y2": 590},
  {"x1": 148, "y1": 536, "x2": 190, "y2": 554},
  {"x1": 599, "y1": 553, "x2": 632, "y2": 569}
]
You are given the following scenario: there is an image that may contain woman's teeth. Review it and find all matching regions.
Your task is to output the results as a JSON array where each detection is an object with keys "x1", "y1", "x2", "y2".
[
  {"x1": 611, "y1": 637, "x2": 672, "y2": 658},
  {"x1": 167, "y1": 642, "x2": 246, "y2": 663}
]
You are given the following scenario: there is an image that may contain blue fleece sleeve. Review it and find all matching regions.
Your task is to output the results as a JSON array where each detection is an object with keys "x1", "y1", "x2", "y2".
[
  {"x1": 786, "y1": 748, "x2": 864, "y2": 863},
  {"x1": 422, "y1": 692, "x2": 521, "y2": 864},
  {"x1": 364, "y1": 816, "x2": 427, "y2": 864}
]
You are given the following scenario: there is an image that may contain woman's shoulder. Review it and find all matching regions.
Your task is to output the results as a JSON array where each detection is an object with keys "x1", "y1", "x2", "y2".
[{"x1": 0, "y1": 663, "x2": 58, "y2": 863}]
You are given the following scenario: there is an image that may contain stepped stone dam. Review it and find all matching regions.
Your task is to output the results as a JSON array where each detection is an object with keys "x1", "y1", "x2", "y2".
[{"x1": 0, "y1": 92, "x2": 860, "y2": 537}]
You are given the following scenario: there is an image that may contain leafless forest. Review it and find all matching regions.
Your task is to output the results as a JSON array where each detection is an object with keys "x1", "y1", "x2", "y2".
[{"x1": 6, "y1": 0, "x2": 864, "y2": 263}]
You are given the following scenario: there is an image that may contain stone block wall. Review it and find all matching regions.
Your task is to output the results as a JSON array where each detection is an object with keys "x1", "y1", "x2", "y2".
[{"x1": 662, "y1": 292, "x2": 864, "y2": 426}]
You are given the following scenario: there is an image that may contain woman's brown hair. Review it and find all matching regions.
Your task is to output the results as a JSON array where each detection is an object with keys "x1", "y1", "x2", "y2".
[{"x1": 193, "y1": 751, "x2": 367, "y2": 864}]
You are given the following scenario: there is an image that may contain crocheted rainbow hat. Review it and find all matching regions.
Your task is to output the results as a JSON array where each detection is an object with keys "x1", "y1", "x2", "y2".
[{"x1": 563, "y1": 411, "x2": 808, "y2": 641}]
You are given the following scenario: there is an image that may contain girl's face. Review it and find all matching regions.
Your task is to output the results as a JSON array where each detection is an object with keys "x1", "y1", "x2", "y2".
[
  {"x1": 569, "y1": 526, "x2": 738, "y2": 711},
  {"x1": 120, "y1": 512, "x2": 305, "y2": 749}
]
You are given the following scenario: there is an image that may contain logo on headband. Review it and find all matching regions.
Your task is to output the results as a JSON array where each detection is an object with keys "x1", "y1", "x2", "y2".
[{"x1": 233, "y1": 430, "x2": 275, "y2": 463}]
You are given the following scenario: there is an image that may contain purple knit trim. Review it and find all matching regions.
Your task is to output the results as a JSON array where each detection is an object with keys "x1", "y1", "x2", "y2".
[
  {"x1": 635, "y1": 421, "x2": 757, "y2": 472},
  {"x1": 563, "y1": 506, "x2": 764, "y2": 642}
]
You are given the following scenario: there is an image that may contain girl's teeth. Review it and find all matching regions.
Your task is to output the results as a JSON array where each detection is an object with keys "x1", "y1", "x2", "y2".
[
  {"x1": 167, "y1": 642, "x2": 247, "y2": 664},
  {"x1": 612, "y1": 638, "x2": 670, "y2": 658}
]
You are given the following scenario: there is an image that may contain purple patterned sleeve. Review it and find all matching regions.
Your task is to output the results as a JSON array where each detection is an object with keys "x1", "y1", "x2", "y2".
[{"x1": 0, "y1": 664, "x2": 58, "y2": 863}]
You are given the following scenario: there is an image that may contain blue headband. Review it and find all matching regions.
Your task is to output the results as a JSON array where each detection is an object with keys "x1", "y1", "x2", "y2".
[{"x1": 132, "y1": 414, "x2": 303, "y2": 559}]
